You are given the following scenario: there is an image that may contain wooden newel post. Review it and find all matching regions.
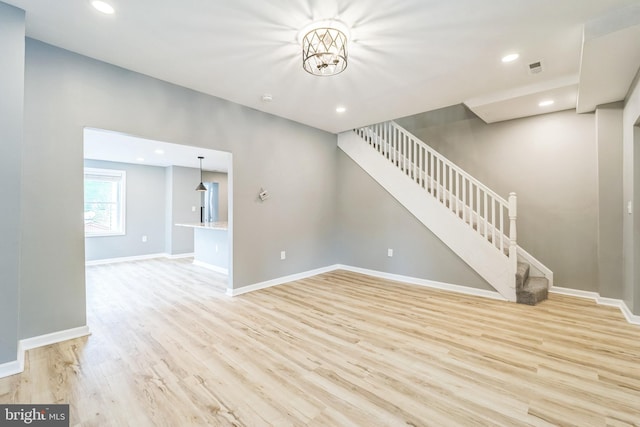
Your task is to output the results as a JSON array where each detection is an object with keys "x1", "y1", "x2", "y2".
[{"x1": 508, "y1": 192, "x2": 518, "y2": 285}]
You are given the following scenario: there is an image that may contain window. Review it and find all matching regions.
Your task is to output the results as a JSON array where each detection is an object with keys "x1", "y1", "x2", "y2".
[{"x1": 84, "y1": 168, "x2": 126, "y2": 236}]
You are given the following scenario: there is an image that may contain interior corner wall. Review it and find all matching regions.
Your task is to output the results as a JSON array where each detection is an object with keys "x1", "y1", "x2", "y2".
[
  {"x1": 335, "y1": 151, "x2": 493, "y2": 291},
  {"x1": 20, "y1": 38, "x2": 337, "y2": 342},
  {"x1": 634, "y1": 126, "x2": 640, "y2": 314},
  {"x1": 396, "y1": 108, "x2": 599, "y2": 292},
  {"x1": 595, "y1": 103, "x2": 624, "y2": 299},
  {"x1": 164, "y1": 166, "x2": 174, "y2": 255},
  {"x1": 84, "y1": 160, "x2": 167, "y2": 261},
  {"x1": 622, "y1": 71, "x2": 640, "y2": 315},
  {"x1": 166, "y1": 166, "x2": 200, "y2": 255},
  {"x1": 0, "y1": 3, "x2": 24, "y2": 364}
]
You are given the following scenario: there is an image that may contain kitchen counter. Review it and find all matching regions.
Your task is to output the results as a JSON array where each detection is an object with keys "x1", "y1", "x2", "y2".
[
  {"x1": 175, "y1": 221, "x2": 228, "y2": 230},
  {"x1": 176, "y1": 222, "x2": 229, "y2": 274}
]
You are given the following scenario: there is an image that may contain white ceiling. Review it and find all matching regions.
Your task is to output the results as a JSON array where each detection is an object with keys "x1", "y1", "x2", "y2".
[
  {"x1": 83, "y1": 128, "x2": 231, "y2": 171},
  {"x1": 577, "y1": 8, "x2": 640, "y2": 113},
  {"x1": 6, "y1": 0, "x2": 640, "y2": 134}
]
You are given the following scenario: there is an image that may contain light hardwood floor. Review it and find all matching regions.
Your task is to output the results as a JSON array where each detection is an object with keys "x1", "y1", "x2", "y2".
[{"x1": 1, "y1": 258, "x2": 639, "y2": 426}]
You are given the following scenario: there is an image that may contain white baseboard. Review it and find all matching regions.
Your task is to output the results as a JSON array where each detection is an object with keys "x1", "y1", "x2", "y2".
[
  {"x1": 0, "y1": 325, "x2": 91, "y2": 379},
  {"x1": 166, "y1": 252, "x2": 195, "y2": 260},
  {"x1": 193, "y1": 260, "x2": 228, "y2": 275},
  {"x1": 20, "y1": 325, "x2": 91, "y2": 352},
  {"x1": 86, "y1": 252, "x2": 194, "y2": 266},
  {"x1": 550, "y1": 286, "x2": 640, "y2": 326},
  {"x1": 227, "y1": 265, "x2": 340, "y2": 296},
  {"x1": 336, "y1": 264, "x2": 507, "y2": 301},
  {"x1": 227, "y1": 263, "x2": 506, "y2": 301},
  {"x1": 85, "y1": 253, "x2": 166, "y2": 266},
  {"x1": 0, "y1": 359, "x2": 22, "y2": 379}
]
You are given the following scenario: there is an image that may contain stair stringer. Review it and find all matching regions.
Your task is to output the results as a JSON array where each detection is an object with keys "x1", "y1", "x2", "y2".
[{"x1": 338, "y1": 131, "x2": 516, "y2": 302}]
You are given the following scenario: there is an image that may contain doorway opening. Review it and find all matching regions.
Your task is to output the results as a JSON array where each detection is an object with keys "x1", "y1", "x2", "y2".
[{"x1": 82, "y1": 127, "x2": 233, "y2": 293}]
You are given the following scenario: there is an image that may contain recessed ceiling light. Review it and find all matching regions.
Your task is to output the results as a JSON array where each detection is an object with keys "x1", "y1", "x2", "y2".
[
  {"x1": 538, "y1": 100, "x2": 554, "y2": 107},
  {"x1": 501, "y1": 53, "x2": 519, "y2": 63},
  {"x1": 261, "y1": 94, "x2": 273, "y2": 102},
  {"x1": 136, "y1": 157, "x2": 145, "y2": 162},
  {"x1": 91, "y1": 1, "x2": 115, "y2": 14},
  {"x1": 154, "y1": 149, "x2": 165, "y2": 155},
  {"x1": 336, "y1": 106, "x2": 346, "y2": 113}
]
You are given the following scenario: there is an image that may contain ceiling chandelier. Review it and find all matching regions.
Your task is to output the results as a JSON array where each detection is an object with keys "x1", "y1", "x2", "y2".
[{"x1": 301, "y1": 21, "x2": 349, "y2": 76}]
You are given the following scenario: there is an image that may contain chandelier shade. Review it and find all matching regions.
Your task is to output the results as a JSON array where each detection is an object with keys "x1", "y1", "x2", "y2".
[{"x1": 302, "y1": 26, "x2": 348, "y2": 76}]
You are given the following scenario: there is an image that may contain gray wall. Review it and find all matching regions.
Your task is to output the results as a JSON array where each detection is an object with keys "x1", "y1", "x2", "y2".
[
  {"x1": 165, "y1": 166, "x2": 200, "y2": 255},
  {"x1": 622, "y1": 72, "x2": 640, "y2": 314},
  {"x1": 0, "y1": 3, "x2": 24, "y2": 364},
  {"x1": 18, "y1": 38, "x2": 337, "y2": 340},
  {"x1": 84, "y1": 160, "x2": 167, "y2": 261},
  {"x1": 336, "y1": 152, "x2": 493, "y2": 291},
  {"x1": 595, "y1": 103, "x2": 624, "y2": 299},
  {"x1": 635, "y1": 125, "x2": 640, "y2": 314},
  {"x1": 397, "y1": 107, "x2": 599, "y2": 292}
]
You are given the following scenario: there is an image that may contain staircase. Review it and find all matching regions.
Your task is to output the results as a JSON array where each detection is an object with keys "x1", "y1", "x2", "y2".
[{"x1": 338, "y1": 121, "x2": 553, "y2": 305}]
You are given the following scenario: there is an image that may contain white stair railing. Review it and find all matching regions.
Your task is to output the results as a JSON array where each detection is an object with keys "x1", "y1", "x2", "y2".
[{"x1": 354, "y1": 121, "x2": 518, "y2": 276}]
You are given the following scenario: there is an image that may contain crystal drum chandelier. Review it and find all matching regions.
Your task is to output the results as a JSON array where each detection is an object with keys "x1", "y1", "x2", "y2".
[{"x1": 301, "y1": 21, "x2": 349, "y2": 76}]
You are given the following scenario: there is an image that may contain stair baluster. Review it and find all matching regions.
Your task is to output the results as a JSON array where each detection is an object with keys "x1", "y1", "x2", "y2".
[{"x1": 508, "y1": 192, "x2": 518, "y2": 289}]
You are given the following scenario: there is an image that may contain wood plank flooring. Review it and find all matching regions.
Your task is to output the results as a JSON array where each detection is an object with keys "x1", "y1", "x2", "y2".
[{"x1": 1, "y1": 258, "x2": 639, "y2": 426}]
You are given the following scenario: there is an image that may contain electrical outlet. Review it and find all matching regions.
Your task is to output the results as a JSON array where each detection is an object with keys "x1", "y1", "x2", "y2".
[
  {"x1": 142, "y1": 235, "x2": 148, "y2": 243},
  {"x1": 280, "y1": 251, "x2": 286, "y2": 260},
  {"x1": 388, "y1": 248, "x2": 393, "y2": 257},
  {"x1": 192, "y1": 206, "x2": 196, "y2": 212}
]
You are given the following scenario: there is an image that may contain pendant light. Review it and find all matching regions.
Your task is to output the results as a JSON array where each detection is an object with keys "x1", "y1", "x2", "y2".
[{"x1": 195, "y1": 156, "x2": 207, "y2": 192}]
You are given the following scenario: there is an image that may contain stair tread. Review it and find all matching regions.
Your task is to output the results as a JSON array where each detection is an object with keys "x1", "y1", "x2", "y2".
[
  {"x1": 523, "y1": 276, "x2": 549, "y2": 292},
  {"x1": 517, "y1": 275, "x2": 549, "y2": 305}
]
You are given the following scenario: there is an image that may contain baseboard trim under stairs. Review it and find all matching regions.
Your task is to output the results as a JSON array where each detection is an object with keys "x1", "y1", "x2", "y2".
[{"x1": 230, "y1": 263, "x2": 639, "y2": 325}]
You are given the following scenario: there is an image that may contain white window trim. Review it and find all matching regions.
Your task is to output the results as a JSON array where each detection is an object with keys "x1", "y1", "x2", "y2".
[{"x1": 84, "y1": 167, "x2": 126, "y2": 237}]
